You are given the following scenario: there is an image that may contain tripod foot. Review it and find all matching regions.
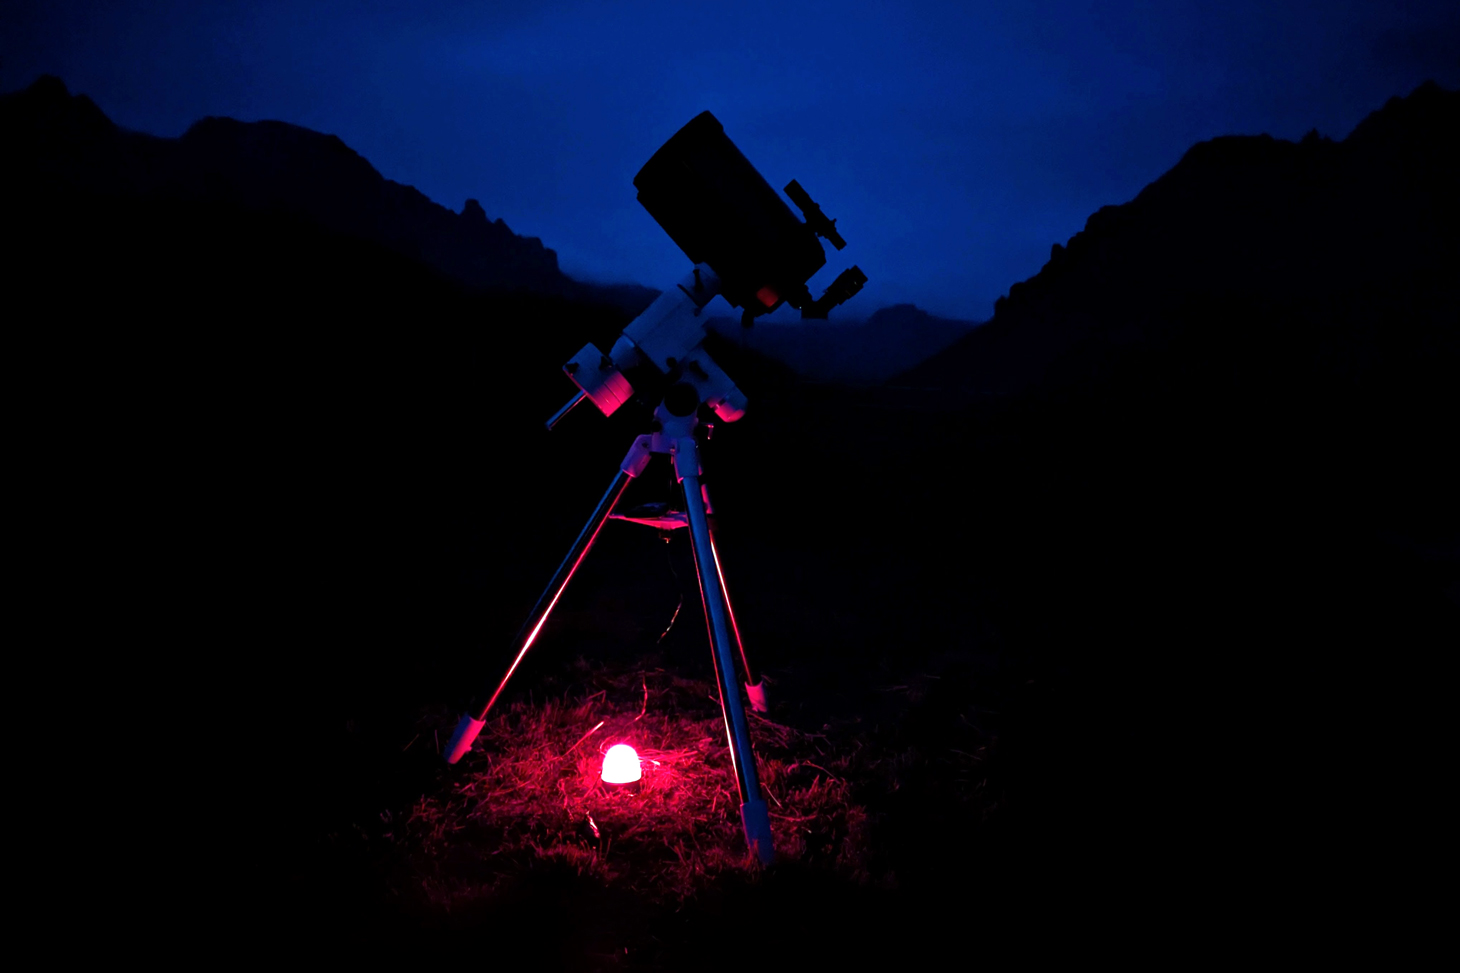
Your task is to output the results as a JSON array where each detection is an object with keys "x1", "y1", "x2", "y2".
[
  {"x1": 444, "y1": 713, "x2": 486, "y2": 764},
  {"x1": 745, "y1": 681, "x2": 768, "y2": 713},
  {"x1": 741, "y1": 799, "x2": 775, "y2": 865}
]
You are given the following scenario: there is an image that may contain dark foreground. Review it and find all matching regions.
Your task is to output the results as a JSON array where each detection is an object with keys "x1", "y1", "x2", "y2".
[{"x1": 5, "y1": 79, "x2": 1456, "y2": 962}]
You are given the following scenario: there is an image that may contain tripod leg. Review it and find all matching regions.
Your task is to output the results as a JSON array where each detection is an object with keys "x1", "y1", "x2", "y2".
[
  {"x1": 674, "y1": 437, "x2": 774, "y2": 865},
  {"x1": 707, "y1": 526, "x2": 768, "y2": 713},
  {"x1": 444, "y1": 436, "x2": 654, "y2": 764}
]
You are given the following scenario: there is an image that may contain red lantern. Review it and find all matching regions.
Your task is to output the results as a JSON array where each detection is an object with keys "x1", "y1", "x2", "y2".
[{"x1": 601, "y1": 744, "x2": 642, "y2": 784}]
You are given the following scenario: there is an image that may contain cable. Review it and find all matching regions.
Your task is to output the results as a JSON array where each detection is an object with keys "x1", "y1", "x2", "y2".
[{"x1": 655, "y1": 533, "x2": 685, "y2": 646}]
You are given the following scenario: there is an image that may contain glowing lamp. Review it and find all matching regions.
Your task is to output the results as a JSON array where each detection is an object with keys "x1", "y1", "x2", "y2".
[{"x1": 601, "y1": 744, "x2": 642, "y2": 784}]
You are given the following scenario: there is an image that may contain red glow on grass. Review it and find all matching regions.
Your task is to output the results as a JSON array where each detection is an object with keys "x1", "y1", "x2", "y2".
[{"x1": 601, "y1": 744, "x2": 642, "y2": 784}]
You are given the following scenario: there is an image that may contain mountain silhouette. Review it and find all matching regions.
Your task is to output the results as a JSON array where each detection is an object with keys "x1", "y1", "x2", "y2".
[
  {"x1": 705, "y1": 303, "x2": 979, "y2": 384},
  {"x1": 5, "y1": 75, "x2": 995, "y2": 376},
  {"x1": 0, "y1": 74, "x2": 656, "y2": 311},
  {"x1": 898, "y1": 80, "x2": 1459, "y2": 397}
]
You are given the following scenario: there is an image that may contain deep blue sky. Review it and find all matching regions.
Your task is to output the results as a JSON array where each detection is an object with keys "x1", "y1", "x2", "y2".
[{"x1": 4, "y1": 1, "x2": 1456, "y2": 320}]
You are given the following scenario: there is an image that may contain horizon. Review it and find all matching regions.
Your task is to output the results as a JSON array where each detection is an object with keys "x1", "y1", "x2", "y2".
[{"x1": 3, "y1": 1, "x2": 1457, "y2": 320}]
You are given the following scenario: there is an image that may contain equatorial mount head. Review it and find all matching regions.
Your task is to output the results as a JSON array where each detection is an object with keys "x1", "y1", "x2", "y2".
[{"x1": 553, "y1": 264, "x2": 748, "y2": 428}]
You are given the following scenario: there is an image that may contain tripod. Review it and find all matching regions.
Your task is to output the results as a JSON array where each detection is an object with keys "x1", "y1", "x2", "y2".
[
  {"x1": 440, "y1": 105, "x2": 868, "y2": 869},
  {"x1": 443, "y1": 392, "x2": 775, "y2": 865}
]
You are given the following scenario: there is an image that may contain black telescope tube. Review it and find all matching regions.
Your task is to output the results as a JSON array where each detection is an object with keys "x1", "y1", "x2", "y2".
[{"x1": 634, "y1": 111, "x2": 827, "y2": 316}]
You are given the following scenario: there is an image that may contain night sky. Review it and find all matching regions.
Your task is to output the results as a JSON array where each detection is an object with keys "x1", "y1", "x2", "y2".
[{"x1": 4, "y1": 1, "x2": 1456, "y2": 320}]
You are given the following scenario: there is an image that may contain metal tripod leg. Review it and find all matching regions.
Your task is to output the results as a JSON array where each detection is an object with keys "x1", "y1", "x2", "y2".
[
  {"x1": 443, "y1": 436, "x2": 654, "y2": 764},
  {"x1": 674, "y1": 436, "x2": 775, "y2": 865},
  {"x1": 707, "y1": 524, "x2": 768, "y2": 712}
]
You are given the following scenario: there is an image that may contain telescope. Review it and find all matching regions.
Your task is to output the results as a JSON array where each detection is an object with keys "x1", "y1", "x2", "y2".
[
  {"x1": 635, "y1": 112, "x2": 865, "y2": 322},
  {"x1": 548, "y1": 110, "x2": 867, "y2": 428},
  {"x1": 447, "y1": 111, "x2": 867, "y2": 866}
]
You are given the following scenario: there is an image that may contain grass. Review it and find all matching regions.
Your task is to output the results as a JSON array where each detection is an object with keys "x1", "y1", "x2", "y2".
[{"x1": 387, "y1": 657, "x2": 995, "y2": 916}]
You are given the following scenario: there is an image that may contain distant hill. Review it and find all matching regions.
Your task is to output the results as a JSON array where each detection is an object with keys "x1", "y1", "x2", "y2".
[
  {"x1": 0, "y1": 75, "x2": 657, "y2": 312},
  {"x1": 897, "y1": 80, "x2": 1459, "y2": 396},
  {"x1": 705, "y1": 303, "x2": 980, "y2": 384}
]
